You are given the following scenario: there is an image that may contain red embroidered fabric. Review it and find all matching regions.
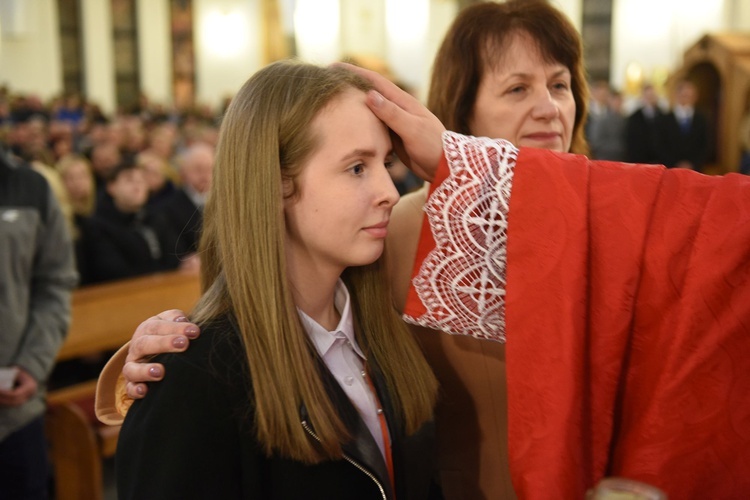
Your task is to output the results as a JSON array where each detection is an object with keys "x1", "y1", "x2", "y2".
[{"x1": 405, "y1": 133, "x2": 750, "y2": 498}]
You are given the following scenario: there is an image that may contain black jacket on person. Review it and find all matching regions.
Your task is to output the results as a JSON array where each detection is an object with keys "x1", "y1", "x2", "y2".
[
  {"x1": 116, "y1": 316, "x2": 442, "y2": 500},
  {"x1": 625, "y1": 107, "x2": 665, "y2": 164},
  {"x1": 656, "y1": 110, "x2": 710, "y2": 170},
  {"x1": 78, "y1": 196, "x2": 179, "y2": 284},
  {"x1": 158, "y1": 189, "x2": 203, "y2": 259}
]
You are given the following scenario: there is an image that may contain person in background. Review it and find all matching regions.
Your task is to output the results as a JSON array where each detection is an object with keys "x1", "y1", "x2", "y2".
[
  {"x1": 114, "y1": 61, "x2": 440, "y2": 500},
  {"x1": 88, "y1": 142, "x2": 122, "y2": 192},
  {"x1": 56, "y1": 154, "x2": 96, "y2": 278},
  {"x1": 588, "y1": 89, "x2": 626, "y2": 161},
  {"x1": 57, "y1": 154, "x2": 96, "y2": 232},
  {"x1": 78, "y1": 158, "x2": 178, "y2": 285},
  {"x1": 585, "y1": 79, "x2": 610, "y2": 147},
  {"x1": 159, "y1": 141, "x2": 214, "y2": 273},
  {"x1": 146, "y1": 123, "x2": 178, "y2": 167},
  {"x1": 657, "y1": 79, "x2": 709, "y2": 170},
  {"x1": 135, "y1": 149, "x2": 176, "y2": 208},
  {"x1": 625, "y1": 83, "x2": 665, "y2": 164},
  {"x1": 0, "y1": 147, "x2": 78, "y2": 499}
]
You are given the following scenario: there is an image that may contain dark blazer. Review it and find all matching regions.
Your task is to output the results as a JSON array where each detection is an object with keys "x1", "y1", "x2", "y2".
[
  {"x1": 78, "y1": 197, "x2": 179, "y2": 284},
  {"x1": 116, "y1": 316, "x2": 441, "y2": 500},
  {"x1": 158, "y1": 189, "x2": 203, "y2": 259},
  {"x1": 656, "y1": 110, "x2": 709, "y2": 170},
  {"x1": 625, "y1": 107, "x2": 665, "y2": 164}
]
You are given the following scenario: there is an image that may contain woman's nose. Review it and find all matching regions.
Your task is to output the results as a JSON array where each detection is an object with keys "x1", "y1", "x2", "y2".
[
  {"x1": 531, "y1": 90, "x2": 560, "y2": 120},
  {"x1": 377, "y1": 165, "x2": 401, "y2": 207}
]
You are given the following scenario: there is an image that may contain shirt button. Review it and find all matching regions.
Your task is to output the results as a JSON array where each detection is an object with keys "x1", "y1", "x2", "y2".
[{"x1": 344, "y1": 376, "x2": 354, "y2": 386}]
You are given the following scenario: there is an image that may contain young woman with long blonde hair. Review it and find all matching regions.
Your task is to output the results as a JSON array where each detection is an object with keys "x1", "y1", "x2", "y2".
[{"x1": 115, "y1": 61, "x2": 439, "y2": 500}]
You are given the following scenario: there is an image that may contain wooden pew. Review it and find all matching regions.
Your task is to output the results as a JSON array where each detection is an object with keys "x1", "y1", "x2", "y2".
[{"x1": 46, "y1": 271, "x2": 201, "y2": 500}]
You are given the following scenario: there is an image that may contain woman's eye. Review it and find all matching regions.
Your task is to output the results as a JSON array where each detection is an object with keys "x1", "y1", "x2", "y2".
[
  {"x1": 385, "y1": 159, "x2": 395, "y2": 169},
  {"x1": 552, "y1": 81, "x2": 570, "y2": 91},
  {"x1": 508, "y1": 86, "x2": 525, "y2": 94},
  {"x1": 350, "y1": 163, "x2": 365, "y2": 175}
]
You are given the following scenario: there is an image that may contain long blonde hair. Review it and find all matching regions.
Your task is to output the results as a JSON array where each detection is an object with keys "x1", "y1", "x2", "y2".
[{"x1": 192, "y1": 60, "x2": 437, "y2": 463}]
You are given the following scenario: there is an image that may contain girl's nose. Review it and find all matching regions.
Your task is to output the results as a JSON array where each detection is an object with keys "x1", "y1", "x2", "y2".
[{"x1": 377, "y1": 164, "x2": 400, "y2": 207}]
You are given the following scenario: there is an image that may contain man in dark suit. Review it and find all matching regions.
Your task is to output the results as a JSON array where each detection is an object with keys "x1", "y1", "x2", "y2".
[
  {"x1": 625, "y1": 83, "x2": 665, "y2": 164},
  {"x1": 159, "y1": 142, "x2": 214, "y2": 271},
  {"x1": 657, "y1": 80, "x2": 709, "y2": 171}
]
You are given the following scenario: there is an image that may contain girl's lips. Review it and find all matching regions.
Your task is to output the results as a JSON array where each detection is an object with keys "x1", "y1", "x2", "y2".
[{"x1": 363, "y1": 221, "x2": 389, "y2": 238}]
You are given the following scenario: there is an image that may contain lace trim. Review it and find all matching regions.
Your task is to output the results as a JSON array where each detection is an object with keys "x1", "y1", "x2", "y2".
[{"x1": 404, "y1": 132, "x2": 517, "y2": 342}]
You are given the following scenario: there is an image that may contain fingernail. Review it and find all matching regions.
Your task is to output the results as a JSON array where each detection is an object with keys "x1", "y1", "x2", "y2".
[
  {"x1": 135, "y1": 384, "x2": 146, "y2": 396},
  {"x1": 172, "y1": 336, "x2": 188, "y2": 349},
  {"x1": 148, "y1": 366, "x2": 163, "y2": 378},
  {"x1": 185, "y1": 326, "x2": 200, "y2": 339},
  {"x1": 174, "y1": 316, "x2": 189, "y2": 322},
  {"x1": 370, "y1": 90, "x2": 384, "y2": 107}
]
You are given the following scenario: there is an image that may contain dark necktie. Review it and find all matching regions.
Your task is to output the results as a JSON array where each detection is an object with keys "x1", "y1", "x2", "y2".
[{"x1": 679, "y1": 115, "x2": 691, "y2": 134}]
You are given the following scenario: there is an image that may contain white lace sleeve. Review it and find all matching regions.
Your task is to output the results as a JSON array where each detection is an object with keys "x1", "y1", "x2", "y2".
[{"x1": 403, "y1": 132, "x2": 517, "y2": 342}]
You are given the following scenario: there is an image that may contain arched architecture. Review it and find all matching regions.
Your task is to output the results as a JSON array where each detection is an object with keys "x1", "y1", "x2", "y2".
[{"x1": 672, "y1": 33, "x2": 750, "y2": 173}]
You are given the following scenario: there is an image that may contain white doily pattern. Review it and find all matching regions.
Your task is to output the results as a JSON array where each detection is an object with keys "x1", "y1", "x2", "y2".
[{"x1": 403, "y1": 132, "x2": 517, "y2": 342}]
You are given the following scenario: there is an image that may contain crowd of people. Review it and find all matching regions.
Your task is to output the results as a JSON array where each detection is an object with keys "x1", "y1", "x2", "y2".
[
  {"x1": 0, "y1": 86, "x2": 218, "y2": 286},
  {"x1": 587, "y1": 79, "x2": 712, "y2": 170},
  {"x1": 2, "y1": 0, "x2": 749, "y2": 498}
]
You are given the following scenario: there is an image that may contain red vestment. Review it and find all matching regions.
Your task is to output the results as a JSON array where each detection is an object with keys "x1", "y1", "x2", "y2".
[{"x1": 406, "y1": 136, "x2": 750, "y2": 499}]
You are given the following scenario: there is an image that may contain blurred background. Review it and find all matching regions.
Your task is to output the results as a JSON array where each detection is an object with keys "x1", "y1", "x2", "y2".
[{"x1": 2, "y1": 0, "x2": 750, "y2": 170}]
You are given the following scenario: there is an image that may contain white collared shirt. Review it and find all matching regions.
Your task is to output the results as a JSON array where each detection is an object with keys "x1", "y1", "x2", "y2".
[
  {"x1": 298, "y1": 280, "x2": 387, "y2": 457},
  {"x1": 674, "y1": 104, "x2": 694, "y2": 123},
  {"x1": 184, "y1": 185, "x2": 207, "y2": 210}
]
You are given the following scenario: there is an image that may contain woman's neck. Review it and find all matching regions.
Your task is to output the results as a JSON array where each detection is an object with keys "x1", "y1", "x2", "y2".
[{"x1": 287, "y1": 262, "x2": 342, "y2": 331}]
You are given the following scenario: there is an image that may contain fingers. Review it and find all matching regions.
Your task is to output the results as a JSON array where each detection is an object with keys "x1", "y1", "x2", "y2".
[
  {"x1": 336, "y1": 62, "x2": 422, "y2": 113},
  {"x1": 120, "y1": 309, "x2": 199, "y2": 401},
  {"x1": 366, "y1": 91, "x2": 413, "y2": 138},
  {"x1": 127, "y1": 329, "x2": 194, "y2": 363},
  {"x1": 0, "y1": 392, "x2": 21, "y2": 406},
  {"x1": 365, "y1": 90, "x2": 444, "y2": 182},
  {"x1": 128, "y1": 310, "x2": 199, "y2": 363},
  {"x1": 123, "y1": 358, "x2": 164, "y2": 396},
  {"x1": 126, "y1": 381, "x2": 148, "y2": 399},
  {"x1": 0, "y1": 380, "x2": 35, "y2": 406},
  {"x1": 334, "y1": 62, "x2": 446, "y2": 181},
  {"x1": 132, "y1": 309, "x2": 193, "y2": 337}
]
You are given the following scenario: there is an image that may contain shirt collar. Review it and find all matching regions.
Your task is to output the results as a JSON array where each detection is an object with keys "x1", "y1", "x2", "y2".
[
  {"x1": 183, "y1": 185, "x2": 207, "y2": 209},
  {"x1": 298, "y1": 279, "x2": 366, "y2": 360},
  {"x1": 674, "y1": 105, "x2": 693, "y2": 120}
]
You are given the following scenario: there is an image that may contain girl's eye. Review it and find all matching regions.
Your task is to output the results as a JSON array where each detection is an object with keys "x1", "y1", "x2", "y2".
[
  {"x1": 385, "y1": 159, "x2": 395, "y2": 169},
  {"x1": 350, "y1": 163, "x2": 365, "y2": 175}
]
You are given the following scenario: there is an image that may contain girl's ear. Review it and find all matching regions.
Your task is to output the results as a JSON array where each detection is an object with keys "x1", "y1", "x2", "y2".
[{"x1": 282, "y1": 177, "x2": 295, "y2": 200}]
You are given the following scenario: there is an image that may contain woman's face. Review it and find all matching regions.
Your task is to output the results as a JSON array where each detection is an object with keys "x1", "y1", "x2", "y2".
[
  {"x1": 107, "y1": 168, "x2": 149, "y2": 213},
  {"x1": 62, "y1": 161, "x2": 93, "y2": 201},
  {"x1": 284, "y1": 88, "x2": 400, "y2": 279},
  {"x1": 469, "y1": 31, "x2": 576, "y2": 152}
]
